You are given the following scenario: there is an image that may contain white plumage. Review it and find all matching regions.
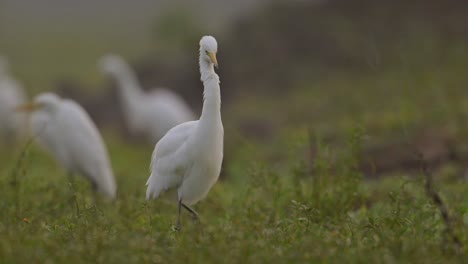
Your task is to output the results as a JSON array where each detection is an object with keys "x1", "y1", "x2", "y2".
[
  {"x1": 17, "y1": 93, "x2": 117, "y2": 199},
  {"x1": 99, "y1": 54, "x2": 195, "y2": 143},
  {"x1": 0, "y1": 56, "x2": 27, "y2": 143},
  {"x1": 146, "y1": 36, "x2": 223, "y2": 228}
]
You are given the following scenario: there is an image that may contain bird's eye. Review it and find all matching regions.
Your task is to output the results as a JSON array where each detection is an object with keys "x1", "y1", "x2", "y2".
[{"x1": 205, "y1": 50, "x2": 209, "y2": 54}]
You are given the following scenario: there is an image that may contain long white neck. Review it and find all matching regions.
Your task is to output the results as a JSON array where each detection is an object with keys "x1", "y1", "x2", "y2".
[
  {"x1": 110, "y1": 64, "x2": 144, "y2": 127},
  {"x1": 199, "y1": 53, "x2": 221, "y2": 125},
  {"x1": 112, "y1": 64, "x2": 143, "y2": 106}
]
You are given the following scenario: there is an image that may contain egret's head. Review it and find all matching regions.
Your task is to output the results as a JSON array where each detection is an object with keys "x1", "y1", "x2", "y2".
[
  {"x1": 199, "y1": 36, "x2": 218, "y2": 68},
  {"x1": 99, "y1": 54, "x2": 127, "y2": 75},
  {"x1": 16, "y1": 93, "x2": 61, "y2": 113}
]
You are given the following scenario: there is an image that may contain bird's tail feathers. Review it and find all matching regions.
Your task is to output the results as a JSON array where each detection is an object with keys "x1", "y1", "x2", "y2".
[
  {"x1": 97, "y1": 170, "x2": 117, "y2": 199},
  {"x1": 145, "y1": 173, "x2": 163, "y2": 200}
]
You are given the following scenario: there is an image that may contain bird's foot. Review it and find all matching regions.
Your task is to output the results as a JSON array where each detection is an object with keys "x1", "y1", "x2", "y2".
[{"x1": 172, "y1": 222, "x2": 181, "y2": 232}]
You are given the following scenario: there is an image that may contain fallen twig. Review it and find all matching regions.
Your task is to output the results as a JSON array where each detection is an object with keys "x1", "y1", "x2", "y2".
[{"x1": 414, "y1": 150, "x2": 463, "y2": 254}]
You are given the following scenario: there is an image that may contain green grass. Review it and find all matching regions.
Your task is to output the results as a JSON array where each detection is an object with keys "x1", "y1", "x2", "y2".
[{"x1": 0, "y1": 125, "x2": 467, "y2": 263}]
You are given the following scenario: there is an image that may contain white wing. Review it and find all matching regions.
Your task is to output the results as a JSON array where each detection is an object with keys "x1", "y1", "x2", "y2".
[
  {"x1": 33, "y1": 100, "x2": 117, "y2": 198},
  {"x1": 146, "y1": 120, "x2": 198, "y2": 199},
  {"x1": 142, "y1": 89, "x2": 195, "y2": 141},
  {"x1": 59, "y1": 100, "x2": 117, "y2": 198},
  {"x1": 31, "y1": 109, "x2": 69, "y2": 167}
]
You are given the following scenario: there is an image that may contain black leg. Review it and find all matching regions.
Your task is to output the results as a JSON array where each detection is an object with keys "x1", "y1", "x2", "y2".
[
  {"x1": 176, "y1": 199, "x2": 182, "y2": 230},
  {"x1": 91, "y1": 191, "x2": 103, "y2": 213},
  {"x1": 67, "y1": 173, "x2": 80, "y2": 217},
  {"x1": 89, "y1": 181, "x2": 103, "y2": 212},
  {"x1": 182, "y1": 203, "x2": 199, "y2": 221}
]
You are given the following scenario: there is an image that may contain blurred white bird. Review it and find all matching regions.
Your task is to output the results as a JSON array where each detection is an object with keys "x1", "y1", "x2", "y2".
[
  {"x1": 98, "y1": 54, "x2": 195, "y2": 143},
  {"x1": 16, "y1": 93, "x2": 117, "y2": 199},
  {"x1": 146, "y1": 36, "x2": 223, "y2": 229},
  {"x1": 0, "y1": 56, "x2": 27, "y2": 144}
]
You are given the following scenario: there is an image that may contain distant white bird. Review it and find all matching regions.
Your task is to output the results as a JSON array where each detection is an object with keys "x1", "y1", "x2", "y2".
[
  {"x1": 146, "y1": 36, "x2": 223, "y2": 228},
  {"x1": 16, "y1": 93, "x2": 117, "y2": 199},
  {"x1": 0, "y1": 56, "x2": 27, "y2": 143},
  {"x1": 98, "y1": 54, "x2": 195, "y2": 143}
]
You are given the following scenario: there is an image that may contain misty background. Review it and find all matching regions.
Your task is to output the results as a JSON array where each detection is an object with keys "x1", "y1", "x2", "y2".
[{"x1": 1, "y1": 0, "x2": 467, "y2": 175}]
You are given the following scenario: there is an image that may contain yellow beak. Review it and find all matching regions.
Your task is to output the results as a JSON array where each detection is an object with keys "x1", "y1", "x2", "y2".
[
  {"x1": 208, "y1": 52, "x2": 218, "y2": 68},
  {"x1": 15, "y1": 103, "x2": 39, "y2": 112}
]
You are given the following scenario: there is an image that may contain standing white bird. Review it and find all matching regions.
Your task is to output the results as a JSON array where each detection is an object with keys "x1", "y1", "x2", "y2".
[
  {"x1": 16, "y1": 93, "x2": 117, "y2": 199},
  {"x1": 146, "y1": 36, "x2": 223, "y2": 228},
  {"x1": 0, "y1": 56, "x2": 27, "y2": 144},
  {"x1": 98, "y1": 54, "x2": 195, "y2": 143}
]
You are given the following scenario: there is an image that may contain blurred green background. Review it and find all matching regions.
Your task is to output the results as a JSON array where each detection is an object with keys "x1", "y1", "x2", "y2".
[
  {"x1": 1, "y1": 0, "x2": 468, "y2": 176},
  {"x1": 1, "y1": 0, "x2": 468, "y2": 190},
  {"x1": 0, "y1": 0, "x2": 263, "y2": 92}
]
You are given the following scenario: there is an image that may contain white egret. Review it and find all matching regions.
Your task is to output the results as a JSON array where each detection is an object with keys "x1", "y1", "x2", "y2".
[
  {"x1": 99, "y1": 54, "x2": 195, "y2": 143},
  {"x1": 16, "y1": 93, "x2": 117, "y2": 199},
  {"x1": 0, "y1": 56, "x2": 27, "y2": 143},
  {"x1": 146, "y1": 36, "x2": 223, "y2": 229}
]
